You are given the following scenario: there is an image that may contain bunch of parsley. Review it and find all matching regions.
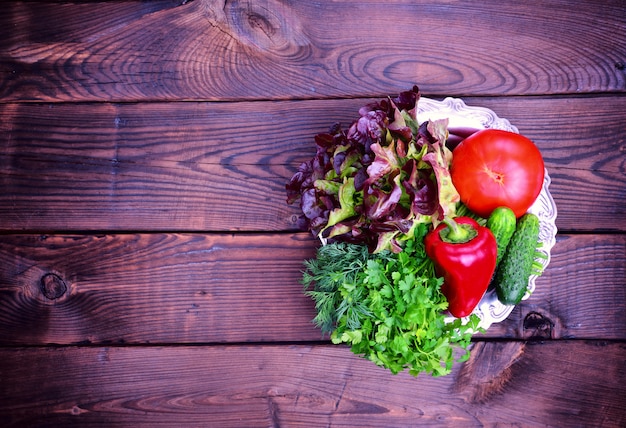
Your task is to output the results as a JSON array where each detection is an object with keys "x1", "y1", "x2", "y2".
[{"x1": 303, "y1": 223, "x2": 481, "y2": 377}]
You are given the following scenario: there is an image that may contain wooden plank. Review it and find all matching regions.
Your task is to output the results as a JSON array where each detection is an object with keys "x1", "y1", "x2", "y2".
[
  {"x1": 1, "y1": 342, "x2": 624, "y2": 426},
  {"x1": 1, "y1": 0, "x2": 624, "y2": 102},
  {"x1": 483, "y1": 233, "x2": 626, "y2": 340},
  {"x1": 1, "y1": 95, "x2": 624, "y2": 233},
  {"x1": 0, "y1": 233, "x2": 319, "y2": 345},
  {"x1": 0, "y1": 233, "x2": 624, "y2": 345}
]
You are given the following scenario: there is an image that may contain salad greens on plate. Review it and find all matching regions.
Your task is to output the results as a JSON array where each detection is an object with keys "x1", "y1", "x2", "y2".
[
  {"x1": 303, "y1": 223, "x2": 480, "y2": 377},
  {"x1": 286, "y1": 86, "x2": 550, "y2": 377}
]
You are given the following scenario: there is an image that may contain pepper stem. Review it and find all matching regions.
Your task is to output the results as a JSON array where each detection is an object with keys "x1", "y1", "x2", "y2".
[{"x1": 440, "y1": 217, "x2": 478, "y2": 244}]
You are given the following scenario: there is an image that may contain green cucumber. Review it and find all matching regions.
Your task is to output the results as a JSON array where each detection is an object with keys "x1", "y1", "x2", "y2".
[
  {"x1": 495, "y1": 213, "x2": 541, "y2": 305},
  {"x1": 486, "y1": 206, "x2": 517, "y2": 269}
]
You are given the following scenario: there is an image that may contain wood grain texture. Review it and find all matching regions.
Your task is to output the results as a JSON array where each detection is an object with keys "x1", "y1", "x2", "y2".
[
  {"x1": 1, "y1": 95, "x2": 624, "y2": 233},
  {"x1": 1, "y1": 0, "x2": 625, "y2": 424},
  {"x1": 1, "y1": 233, "x2": 623, "y2": 345},
  {"x1": 1, "y1": 0, "x2": 624, "y2": 102},
  {"x1": 1, "y1": 342, "x2": 624, "y2": 427},
  {"x1": 482, "y1": 234, "x2": 626, "y2": 340},
  {"x1": 0, "y1": 233, "x2": 319, "y2": 345}
]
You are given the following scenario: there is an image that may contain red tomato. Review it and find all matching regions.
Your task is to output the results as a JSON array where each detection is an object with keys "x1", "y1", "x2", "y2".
[{"x1": 450, "y1": 129, "x2": 545, "y2": 218}]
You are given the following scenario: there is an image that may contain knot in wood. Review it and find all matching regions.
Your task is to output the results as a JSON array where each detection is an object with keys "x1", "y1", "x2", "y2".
[
  {"x1": 203, "y1": 0, "x2": 310, "y2": 55},
  {"x1": 40, "y1": 273, "x2": 67, "y2": 300},
  {"x1": 523, "y1": 311, "x2": 554, "y2": 339}
]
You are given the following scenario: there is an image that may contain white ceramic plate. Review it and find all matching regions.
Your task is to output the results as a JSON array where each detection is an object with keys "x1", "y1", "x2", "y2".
[{"x1": 418, "y1": 97, "x2": 558, "y2": 330}]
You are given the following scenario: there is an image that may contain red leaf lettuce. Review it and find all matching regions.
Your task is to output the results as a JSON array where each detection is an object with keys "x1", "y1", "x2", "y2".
[{"x1": 286, "y1": 86, "x2": 459, "y2": 252}]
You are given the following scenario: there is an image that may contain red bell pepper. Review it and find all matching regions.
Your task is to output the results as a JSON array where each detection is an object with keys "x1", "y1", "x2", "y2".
[{"x1": 424, "y1": 216, "x2": 497, "y2": 318}]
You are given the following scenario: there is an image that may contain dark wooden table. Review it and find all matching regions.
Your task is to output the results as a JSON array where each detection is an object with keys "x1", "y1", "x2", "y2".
[{"x1": 1, "y1": 1, "x2": 625, "y2": 426}]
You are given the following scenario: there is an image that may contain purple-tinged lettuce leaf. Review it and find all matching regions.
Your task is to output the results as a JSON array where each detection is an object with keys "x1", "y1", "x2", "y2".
[
  {"x1": 347, "y1": 109, "x2": 388, "y2": 150},
  {"x1": 325, "y1": 223, "x2": 353, "y2": 239},
  {"x1": 300, "y1": 188, "x2": 329, "y2": 222},
  {"x1": 391, "y1": 85, "x2": 420, "y2": 118},
  {"x1": 426, "y1": 118, "x2": 450, "y2": 151},
  {"x1": 364, "y1": 173, "x2": 403, "y2": 221},
  {"x1": 366, "y1": 141, "x2": 401, "y2": 184},
  {"x1": 401, "y1": 159, "x2": 438, "y2": 216},
  {"x1": 387, "y1": 103, "x2": 413, "y2": 144},
  {"x1": 314, "y1": 179, "x2": 341, "y2": 195},
  {"x1": 323, "y1": 177, "x2": 358, "y2": 233},
  {"x1": 420, "y1": 119, "x2": 459, "y2": 223},
  {"x1": 286, "y1": 160, "x2": 316, "y2": 205},
  {"x1": 373, "y1": 230, "x2": 403, "y2": 254}
]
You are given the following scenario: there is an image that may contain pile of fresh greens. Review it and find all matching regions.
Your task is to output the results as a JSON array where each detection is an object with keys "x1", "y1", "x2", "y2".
[
  {"x1": 286, "y1": 86, "x2": 459, "y2": 253},
  {"x1": 289, "y1": 87, "x2": 481, "y2": 376},
  {"x1": 303, "y1": 224, "x2": 481, "y2": 377}
]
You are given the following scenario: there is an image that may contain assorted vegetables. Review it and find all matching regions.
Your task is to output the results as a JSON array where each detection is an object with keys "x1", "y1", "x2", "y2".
[
  {"x1": 303, "y1": 224, "x2": 479, "y2": 377},
  {"x1": 286, "y1": 86, "x2": 550, "y2": 376}
]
